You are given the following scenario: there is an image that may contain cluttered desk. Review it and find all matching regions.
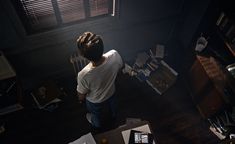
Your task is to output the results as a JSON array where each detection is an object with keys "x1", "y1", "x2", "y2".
[{"x1": 69, "y1": 120, "x2": 157, "y2": 144}]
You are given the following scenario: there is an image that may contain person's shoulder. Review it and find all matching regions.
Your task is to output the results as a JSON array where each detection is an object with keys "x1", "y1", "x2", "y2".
[
  {"x1": 105, "y1": 49, "x2": 119, "y2": 56},
  {"x1": 77, "y1": 65, "x2": 91, "y2": 79},
  {"x1": 109, "y1": 49, "x2": 118, "y2": 53},
  {"x1": 110, "y1": 49, "x2": 120, "y2": 55}
]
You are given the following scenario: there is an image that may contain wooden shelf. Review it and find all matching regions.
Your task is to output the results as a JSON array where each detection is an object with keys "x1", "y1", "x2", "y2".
[
  {"x1": 188, "y1": 55, "x2": 228, "y2": 118},
  {"x1": 216, "y1": 28, "x2": 235, "y2": 57},
  {"x1": 215, "y1": 9, "x2": 235, "y2": 57},
  {"x1": 224, "y1": 40, "x2": 235, "y2": 57},
  {"x1": 0, "y1": 52, "x2": 23, "y2": 115}
]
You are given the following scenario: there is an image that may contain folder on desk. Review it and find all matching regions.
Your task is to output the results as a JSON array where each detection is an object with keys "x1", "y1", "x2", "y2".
[
  {"x1": 121, "y1": 124, "x2": 155, "y2": 144},
  {"x1": 128, "y1": 130, "x2": 153, "y2": 144}
]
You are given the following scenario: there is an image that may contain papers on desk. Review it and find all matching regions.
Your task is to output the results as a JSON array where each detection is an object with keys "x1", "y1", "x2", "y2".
[
  {"x1": 69, "y1": 132, "x2": 96, "y2": 144},
  {"x1": 121, "y1": 124, "x2": 155, "y2": 144}
]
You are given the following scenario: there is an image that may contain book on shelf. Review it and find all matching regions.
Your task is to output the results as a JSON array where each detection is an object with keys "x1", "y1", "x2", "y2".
[
  {"x1": 216, "y1": 12, "x2": 225, "y2": 26},
  {"x1": 229, "y1": 45, "x2": 235, "y2": 57},
  {"x1": 209, "y1": 126, "x2": 226, "y2": 140},
  {"x1": 225, "y1": 25, "x2": 235, "y2": 38},
  {"x1": 207, "y1": 110, "x2": 235, "y2": 140},
  {"x1": 231, "y1": 42, "x2": 235, "y2": 51},
  {"x1": 232, "y1": 37, "x2": 235, "y2": 44},
  {"x1": 219, "y1": 16, "x2": 229, "y2": 31},
  {"x1": 31, "y1": 80, "x2": 62, "y2": 110},
  {"x1": 216, "y1": 12, "x2": 235, "y2": 48}
]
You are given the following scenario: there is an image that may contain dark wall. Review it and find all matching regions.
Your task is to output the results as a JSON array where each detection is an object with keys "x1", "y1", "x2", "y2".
[
  {"x1": 0, "y1": 0, "x2": 209, "y2": 90},
  {"x1": 170, "y1": 0, "x2": 212, "y2": 72},
  {"x1": 0, "y1": 2, "x2": 21, "y2": 50},
  {"x1": 176, "y1": 0, "x2": 211, "y2": 49}
]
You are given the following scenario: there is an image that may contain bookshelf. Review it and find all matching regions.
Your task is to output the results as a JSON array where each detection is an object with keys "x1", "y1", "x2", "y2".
[
  {"x1": 187, "y1": 1, "x2": 235, "y2": 140},
  {"x1": 215, "y1": 10, "x2": 235, "y2": 57},
  {"x1": 0, "y1": 52, "x2": 23, "y2": 115},
  {"x1": 188, "y1": 55, "x2": 228, "y2": 119},
  {"x1": 188, "y1": 54, "x2": 235, "y2": 140}
]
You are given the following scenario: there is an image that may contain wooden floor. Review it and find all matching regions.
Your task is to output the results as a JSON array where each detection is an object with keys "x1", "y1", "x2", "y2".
[
  {"x1": 0, "y1": 39, "x2": 221, "y2": 144},
  {"x1": 115, "y1": 73, "x2": 219, "y2": 144},
  {"x1": 1, "y1": 71, "x2": 220, "y2": 144}
]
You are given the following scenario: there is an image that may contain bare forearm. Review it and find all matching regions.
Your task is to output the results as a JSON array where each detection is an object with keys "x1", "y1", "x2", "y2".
[{"x1": 77, "y1": 92, "x2": 86, "y2": 102}]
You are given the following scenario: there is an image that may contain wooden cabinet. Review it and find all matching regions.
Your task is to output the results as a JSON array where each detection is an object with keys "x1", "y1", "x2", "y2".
[{"x1": 188, "y1": 55, "x2": 229, "y2": 118}]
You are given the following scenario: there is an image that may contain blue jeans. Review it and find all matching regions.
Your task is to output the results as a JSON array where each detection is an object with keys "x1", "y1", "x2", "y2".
[{"x1": 86, "y1": 94, "x2": 117, "y2": 128}]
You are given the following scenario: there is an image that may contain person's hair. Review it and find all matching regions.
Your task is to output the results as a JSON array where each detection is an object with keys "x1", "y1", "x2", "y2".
[{"x1": 76, "y1": 32, "x2": 104, "y2": 62}]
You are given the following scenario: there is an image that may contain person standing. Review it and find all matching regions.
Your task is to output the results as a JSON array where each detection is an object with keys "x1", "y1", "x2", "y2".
[{"x1": 76, "y1": 32, "x2": 123, "y2": 129}]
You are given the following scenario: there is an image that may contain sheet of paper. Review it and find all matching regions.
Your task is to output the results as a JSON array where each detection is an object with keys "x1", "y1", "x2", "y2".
[
  {"x1": 155, "y1": 44, "x2": 165, "y2": 58},
  {"x1": 0, "y1": 53, "x2": 16, "y2": 80},
  {"x1": 69, "y1": 132, "x2": 96, "y2": 144},
  {"x1": 121, "y1": 124, "x2": 155, "y2": 144}
]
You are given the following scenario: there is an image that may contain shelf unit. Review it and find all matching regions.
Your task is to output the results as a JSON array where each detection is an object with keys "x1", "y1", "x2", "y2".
[
  {"x1": 216, "y1": 11, "x2": 235, "y2": 57},
  {"x1": 188, "y1": 1, "x2": 235, "y2": 140},
  {"x1": 188, "y1": 55, "x2": 228, "y2": 119},
  {"x1": 0, "y1": 51, "x2": 23, "y2": 115}
]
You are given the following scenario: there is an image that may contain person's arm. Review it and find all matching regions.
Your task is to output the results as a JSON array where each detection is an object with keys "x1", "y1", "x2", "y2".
[
  {"x1": 77, "y1": 91, "x2": 87, "y2": 102},
  {"x1": 114, "y1": 50, "x2": 124, "y2": 73},
  {"x1": 118, "y1": 61, "x2": 125, "y2": 74},
  {"x1": 77, "y1": 75, "x2": 89, "y2": 103}
]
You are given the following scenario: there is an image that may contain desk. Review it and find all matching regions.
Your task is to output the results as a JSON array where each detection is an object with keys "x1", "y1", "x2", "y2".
[
  {"x1": 188, "y1": 55, "x2": 228, "y2": 118},
  {"x1": 94, "y1": 121, "x2": 157, "y2": 144}
]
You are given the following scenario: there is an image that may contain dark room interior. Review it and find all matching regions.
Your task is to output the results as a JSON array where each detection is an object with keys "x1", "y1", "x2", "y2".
[{"x1": 1, "y1": 0, "x2": 235, "y2": 144}]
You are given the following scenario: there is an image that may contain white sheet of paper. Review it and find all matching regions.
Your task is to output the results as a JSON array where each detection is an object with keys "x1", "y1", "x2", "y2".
[
  {"x1": 69, "y1": 132, "x2": 96, "y2": 144},
  {"x1": 0, "y1": 53, "x2": 16, "y2": 80},
  {"x1": 121, "y1": 124, "x2": 155, "y2": 144}
]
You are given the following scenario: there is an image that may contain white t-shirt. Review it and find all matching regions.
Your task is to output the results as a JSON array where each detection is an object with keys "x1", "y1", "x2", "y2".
[{"x1": 77, "y1": 50, "x2": 123, "y2": 103}]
